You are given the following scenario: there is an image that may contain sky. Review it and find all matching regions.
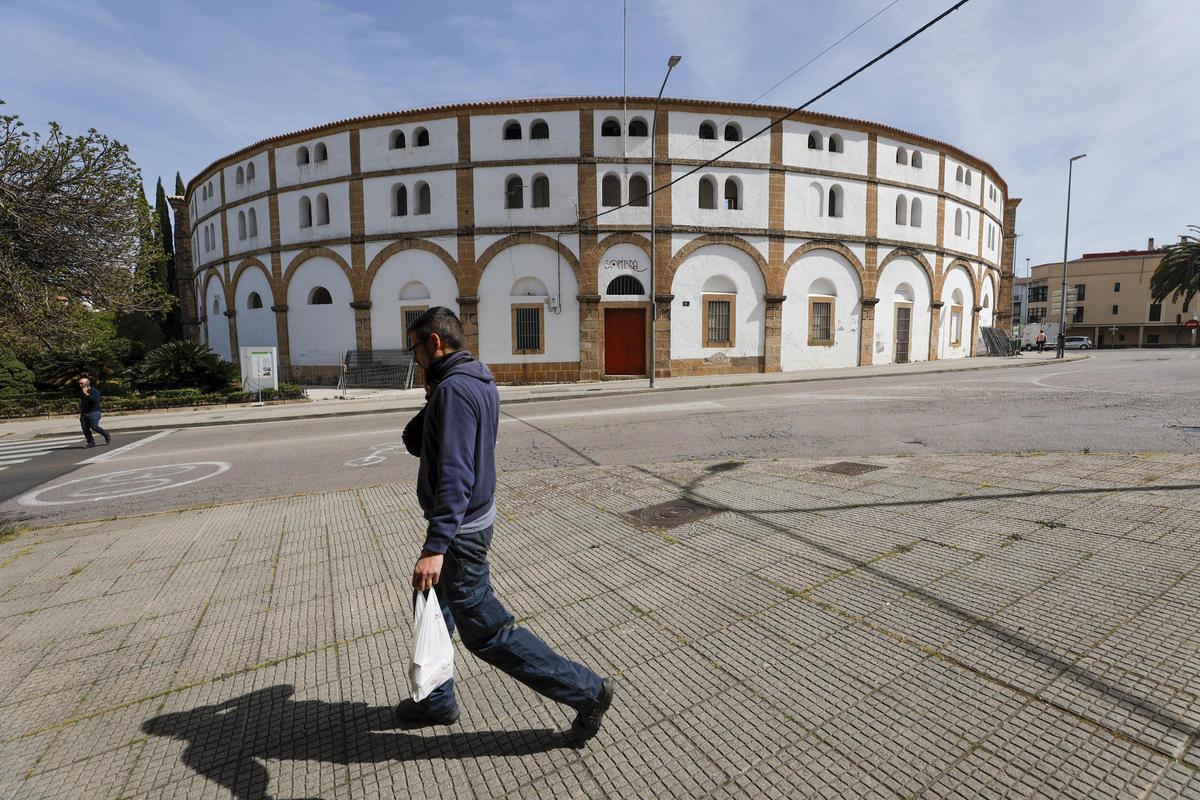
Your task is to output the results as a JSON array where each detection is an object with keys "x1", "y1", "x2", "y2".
[{"x1": 2, "y1": 0, "x2": 1198, "y2": 273}]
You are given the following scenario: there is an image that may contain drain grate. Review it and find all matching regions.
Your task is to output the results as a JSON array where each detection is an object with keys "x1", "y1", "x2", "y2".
[
  {"x1": 814, "y1": 462, "x2": 885, "y2": 477},
  {"x1": 626, "y1": 498, "x2": 724, "y2": 529}
]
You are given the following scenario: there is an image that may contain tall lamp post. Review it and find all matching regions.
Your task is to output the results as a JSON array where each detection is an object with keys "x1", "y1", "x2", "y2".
[
  {"x1": 1056, "y1": 153, "x2": 1086, "y2": 358},
  {"x1": 649, "y1": 54, "x2": 682, "y2": 389}
]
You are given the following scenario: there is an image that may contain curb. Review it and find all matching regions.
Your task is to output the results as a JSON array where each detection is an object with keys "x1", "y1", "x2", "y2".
[{"x1": 26, "y1": 354, "x2": 1088, "y2": 437}]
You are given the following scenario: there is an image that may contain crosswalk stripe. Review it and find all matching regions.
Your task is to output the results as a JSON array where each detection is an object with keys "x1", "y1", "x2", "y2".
[
  {"x1": 0, "y1": 436, "x2": 80, "y2": 446},
  {"x1": 0, "y1": 443, "x2": 77, "y2": 456},
  {"x1": 0, "y1": 457, "x2": 35, "y2": 466}
]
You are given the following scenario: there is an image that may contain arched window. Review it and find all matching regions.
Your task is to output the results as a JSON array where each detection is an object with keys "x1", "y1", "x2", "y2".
[
  {"x1": 248, "y1": 208, "x2": 258, "y2": 237},
  {"x1": 828, "y1": 185, "x2": 844, "y2": 218},
  {"x1": 201, "y1": 185, "x2": 207, "y2": 201},
  {"x1": 954, "y1": 208, "x2": 963, "y2": 236},
  {"x1": 415, "y1": 128, "x2": 429, "y2": 147},
  {"x1": 299, "y1": 196, "x2": 312, "y2": 228},
  {"x1": 212, "y1": 297, "x2": 220, "y2": 314},
  {"x1": 628, "y1": 117, "x2": 649, "y2": 137},
  {"x1": 808, "y1": 131, "x2": 823, "y2": 150},
  {"x1": 808, "y1": 182, "x2": 824, "y2": 217},
  {"x1": 896, "y1": 147, "x2": 908, "y2": 166},
  {"x1": 530, "y1": 120, "x2": 549, "y2": 139},
  {"x1": 203, "y1": 226, "x2": 210, "y2": 251},
  {"x1": 964, "y1": 170, "x2": 972, "y2": 186},
  {"x1": 601, "y1": 174, "x2": 621, "y2": 207},
  {"x1": 390, "y1": 130, "x2": 406, "y2": 149},
  {"x1": 895, "y1": 195, "x2": 907, "y2": 226},
  {"x1": 606, "y1": 275, "x2": 645, "y2": 295},
  {"x1": 207, "y1": 181, "x2": 213, "y2": 198},
  {"x1": 503, "y1": 121, "x2": 522, "y2": 141},
  {"x1": 828, "y1": 134, "x2": 844, "y2": 153},
  {"x1": 955, "y1": 165, "x2": 964, "y2": 182},
  {"x1": 314, "y1": 142, "x2": 328, "y2": 162},
  {"x1": 724, "y1": 123, "x2": 742, "y2": 142},
  {"x1": 316, "y1": 193, "x2": 329, "y2": 225},
  {"x1": 308, "y1": 286, "x2": 332, "y2": 305},
  {"x1": 246, "y1": 162, "x2": 255, "y2": 181},
  {"x1": 698, "y1": 121, "x2": 716, "y2": 140},
  {"x1": 698, "y1": 176, "x2": 716, "y2": 209},
  {"x1": 965, "y1": 211, "x2": 971, "y2": 237},
  {"x1": 910, "y1": 197, "x2": 922, "y2": 227},
  {"x1": 629, "y1": 173, "x2": 649, "y2": 207},
  {"x1": 600, "y1": 117, "x2": 621, "y2": 137},
  {"x1": 393, "y1": 184, "x2": 408, "y2": 217},
  {"x1": 724, "y1": 178, "x2": 740, "y2": 210},
  {"x1": 911, "y1": 150, "x2": 923, "y2": 168},
  {"x1": 247, "y1": 292, "x2": 263, "y2": 309},
  {"x1": 416, "y1": 182, "x2": 431, "y2": 215},
  {"x1": 505, "y1": 175, "x2": 523, "y2": 209},
  {"x1": 531, "y1": 174, "x2": 549, "y2": 208},
  {"x1": 237, "y1": 211, "x2": 247, "y2": 240},
  {"x1": 236, "y1": 166, "x2": 244, "y2": 185},
  {"x1": 297, "y1": 146, "x2": 310, "y2": 166}
]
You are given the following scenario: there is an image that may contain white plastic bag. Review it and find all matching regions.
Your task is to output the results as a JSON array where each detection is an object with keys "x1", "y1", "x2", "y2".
[{"x1": 409, "y1": 587, "x2": 454, "y2": 702}]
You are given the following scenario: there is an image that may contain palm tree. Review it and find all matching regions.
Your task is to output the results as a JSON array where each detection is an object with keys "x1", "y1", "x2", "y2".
[{"x1": 1151, "y1": 226, "x2": 1200, "y2": 305}]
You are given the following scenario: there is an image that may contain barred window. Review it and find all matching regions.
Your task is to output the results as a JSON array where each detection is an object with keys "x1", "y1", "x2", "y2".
[
  {"x1": 703, "y1": 295, "x2": 735, "y2": 347},
  {"x1": 512, "y1": 305, "x2": 544, "y2": 354},
  {"x1": 809, "y1": 299, "x2": 833, "y2": 345},
  {"x1": 402, "y1": 306, "x2": 427, "y2": 332},
  {"x1": 606, "y1": 275, "x2": 645, "y2": 295}
]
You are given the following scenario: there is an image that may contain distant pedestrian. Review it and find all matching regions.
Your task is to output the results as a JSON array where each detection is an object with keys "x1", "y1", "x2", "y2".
[
  {"x1": 397, "y1": 307, "x2": 615, "y2": 745},
  {"x1": 78, "y1": 377, "x2": 111, "y2": 448},
  {"x1": 1036, "y1": 329, "x2": 1047, "y2": 353}
]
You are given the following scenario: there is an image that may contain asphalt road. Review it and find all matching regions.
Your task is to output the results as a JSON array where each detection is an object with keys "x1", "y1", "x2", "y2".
[{"x1": 2, "y1": 349, "x2": 1197, "y2": 527}]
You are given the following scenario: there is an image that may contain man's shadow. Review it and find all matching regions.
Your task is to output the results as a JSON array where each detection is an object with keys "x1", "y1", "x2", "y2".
[{"x1": 142, "y1": 685, "x2": 567, "y2": 800}]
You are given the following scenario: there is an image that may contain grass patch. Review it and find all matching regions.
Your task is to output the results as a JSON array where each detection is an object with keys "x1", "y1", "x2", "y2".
[
  {"x1": 0, "y1": 521, "x2": 24, "y2": 544},
  {"x1": 69, "y1": 565, "x2": 85, "y2": 576},
  {"x1": 1036, "y1": 520, "x2": 1066, "y2": 530}
]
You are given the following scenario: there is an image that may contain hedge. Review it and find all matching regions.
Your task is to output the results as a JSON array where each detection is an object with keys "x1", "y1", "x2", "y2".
[{"x1": 0, "y1": 384, "x2": 306, "y2": 419}]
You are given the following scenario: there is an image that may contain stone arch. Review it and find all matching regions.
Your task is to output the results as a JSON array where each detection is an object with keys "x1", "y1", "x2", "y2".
[
  {"x1": 784, "y1": 240, "x2": 869, "y2": 297},
  {"x1": 472, "y1": 233, "x2": 581, "y2": 296},
  {"x1": 940, "y1": 258, "x2": 980, "y2": 299},
  {"x1": 366, "y1": 238, "x2": 459, "y2": 289},
  {"x1": 580, "y1": 233, "x2": 652, "y2": 294},
  {"x1": 231, "y1": 257, "x2": 278, "y2": 308},
  {"x1": 283, "y1": 246, "x2": 356, "y2": 298},
  {"x1": 667, "y1": 234, "x2": 771, "y2": 295},
  {"x1": 200, "y1": 269, "x2": 231, "y2": 313},
  {"x1": 877, "y1": 247, "x2": 935, "y2": 298}
]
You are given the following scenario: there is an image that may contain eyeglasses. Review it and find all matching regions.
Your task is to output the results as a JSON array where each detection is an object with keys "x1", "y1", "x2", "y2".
[{"x1": 407, "y1": 336, "x2": 426, "y2": 355}]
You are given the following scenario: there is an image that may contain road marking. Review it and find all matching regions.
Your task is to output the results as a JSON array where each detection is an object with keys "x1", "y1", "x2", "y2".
[
  {"x1": 0, "y1": 457, "x2": 43, "y2": 466},
  {"x1": 507, "y1": 400, "x2": 724, "y2": 423},
  {"x1": 0, "y1": 442, "x2": 78, "y2": 455},
  {"x1": 17, "y1": 462, "x2": 231, "y2": 506},
  {"x1": 345, "y1": 442, "x2": 405, "y2": 467},
  {"x1": 78, "y1": 430, "x2": 176, "y2": 464}
]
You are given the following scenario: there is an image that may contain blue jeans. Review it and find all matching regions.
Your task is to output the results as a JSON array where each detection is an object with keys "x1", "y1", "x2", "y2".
[
  {"x1": 80, "y1": 412, "x2": 109, "y2": 445},
  {"x1": 420, "y1": 524, "x2": 603, "y2": 714}
]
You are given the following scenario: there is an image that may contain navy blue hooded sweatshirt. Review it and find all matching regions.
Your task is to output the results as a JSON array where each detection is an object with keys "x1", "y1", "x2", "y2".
[{"x1": 403, "y1": 350, "x2": 499, "y2": 554}]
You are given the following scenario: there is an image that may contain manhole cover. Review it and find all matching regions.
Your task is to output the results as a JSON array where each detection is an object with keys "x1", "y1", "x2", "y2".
[
  {"x1": 814, "y1": 462, "x2": 885, "y2": 476},
  {"x1": 626, "y1": 499, "x2": 724, "y2": 529}
]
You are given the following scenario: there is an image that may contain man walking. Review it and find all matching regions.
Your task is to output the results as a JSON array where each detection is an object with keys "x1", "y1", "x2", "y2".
[
  {"x1": 1036, "y1": 329, "x2": 1047, "y2": 353},
  {"x1": 78, "y1": 377, "x2": 111, "y2": 448},
  {"x1": 397, "y1": 307, "x2": 615, "y2": 745}
]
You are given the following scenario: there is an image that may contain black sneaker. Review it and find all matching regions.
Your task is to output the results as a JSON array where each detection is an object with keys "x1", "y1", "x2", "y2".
[
  {"x1": 567, "y1": 678, "x2": 616, "y2": 746},
  {"x1": 85, "y1": 442, "x2": 96, "y2": 448},
  {"x1": 103, "y1": 433, "x2": 111, "y2": 445},
  {"x1": 394, "y1": 699, "x2": 459, "y2": 729}
]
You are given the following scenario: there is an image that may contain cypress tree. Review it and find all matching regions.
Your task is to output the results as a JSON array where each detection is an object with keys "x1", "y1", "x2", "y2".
[
  {"x1": 156, "y1": 178, "x2": 182, "y2": 340},
  {"x1": 175, "y1": 171, "x2": 185, "y2": 196}
]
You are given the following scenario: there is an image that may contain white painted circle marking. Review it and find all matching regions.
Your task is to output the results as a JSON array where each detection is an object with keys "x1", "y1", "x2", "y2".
[
  {"x1": 18, "y1": 462, "x2": 231, "y2": 506},
  {"x1": 345, "y1": 442, "x2": 405, "y2": 468}
]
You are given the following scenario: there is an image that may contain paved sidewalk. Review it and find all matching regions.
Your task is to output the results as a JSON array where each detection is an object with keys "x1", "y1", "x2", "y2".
[
  {"x1": 0, "y1": 352, "x2": 1083, "y2": 440},
  {"x1": 0, "y1": 450, "x2": 1197, "y2": 798}
]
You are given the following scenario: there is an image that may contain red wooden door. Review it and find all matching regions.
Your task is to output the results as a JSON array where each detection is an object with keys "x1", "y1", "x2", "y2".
[{"x1": 604, "y1": 308, "x2": 646, "y2": 375}]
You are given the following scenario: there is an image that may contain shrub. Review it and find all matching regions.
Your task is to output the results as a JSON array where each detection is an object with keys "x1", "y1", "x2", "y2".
[
  {"x1": 0, "y1": 351, "x2": 35, "y2": 397},
  {"x1": 134, "y1": 341, "x2": 239, "y2": 392}
]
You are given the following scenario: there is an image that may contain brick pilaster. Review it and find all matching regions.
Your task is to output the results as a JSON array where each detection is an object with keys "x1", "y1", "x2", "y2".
[
  {"x1": 456, "y1": 114, "x2": 477, "y2": 297},
  {"x1": 457, "y1": 295, "x2": 480, "y2": 355},
  {"x1": 859, "y1": 298, "x2": 878, "y2": 367},
  {"x1": 768, "y1": 123, "x2": 786, "y2": 295},
  {"x1": 272, "y1": 303, "x2": 292, "y2": 381},
  {"x1": 763, "y1": 293, "x2": 785, "y2": 372},
  {"x1": 997, "y1": 197, "x2": 1022, "y2": 334},
  {"x1": 866, "y1": 133, "x2": 878, "y2": 240},
  {"x1": 653, "y1": 293, "x2": 673, "y2": 378},
  {"x1": 970, "y1": 304, "x2": 983, "y2": 356},
  {"x1": 929, "y1": 300, "x2": 943, "y2": 361},
  {"x1": 224, "y1": 309, "x2": 240, "y2": 359},
  {"x1": 577, "y1": 293, "x2": 602, "y2": 380}
]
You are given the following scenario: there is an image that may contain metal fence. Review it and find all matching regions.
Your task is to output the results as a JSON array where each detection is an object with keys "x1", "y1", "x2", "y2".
[
  {"x1": 338, "y1": 349, "x2": 416, "y2": 393},
  {"x1": 978, "y1": 326, "x2": 1016, "y2": 357}
]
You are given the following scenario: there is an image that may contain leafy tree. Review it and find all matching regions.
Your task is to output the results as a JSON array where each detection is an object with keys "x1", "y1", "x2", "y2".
[
  {"x1": 1151, "y1": 226, "x2": 1200, "y2": 307},
  {"x1": 29, "y1": 310, "x2": 130, "y2": 388},
  {"x1": 0, "y1": 350, "x2": 35, "y2": 397},
  {"x1": 0, "y1": 101, "x2": 171, "y2": 352},
  {"x1": 133, "y1": 341, "x2": 239, "y2": 392}
]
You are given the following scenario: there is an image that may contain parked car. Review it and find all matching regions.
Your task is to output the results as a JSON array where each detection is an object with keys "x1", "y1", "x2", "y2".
[{"x1": 1064, "y1": 336, "x2": 1092, "y2": 350}]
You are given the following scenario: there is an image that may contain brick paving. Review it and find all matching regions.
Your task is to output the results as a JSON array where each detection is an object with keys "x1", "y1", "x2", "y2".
[{"x1": 0, "y1": 452, "x2": 1198, "y2": 799}]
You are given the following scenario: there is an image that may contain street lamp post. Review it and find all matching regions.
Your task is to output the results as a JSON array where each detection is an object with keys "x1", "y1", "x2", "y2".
[
  {"x1": 1056, "y1": 153, "x2": 1086, "y2": 358},
  {"x1": 649, "y1": 54, "x2": 681, "y2": 389}
]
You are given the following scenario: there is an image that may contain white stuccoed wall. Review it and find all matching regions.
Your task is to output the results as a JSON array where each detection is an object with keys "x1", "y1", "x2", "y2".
[
  {"x1": 223, "y1": 153, "x2": 269, "y2": 203},
  {"x1": 472, "y1": 165, "x2": 579, "y2": 228},
  {"x1": 593, "y1": 110, "x2": 653, "y2": 160},
  {"x1": 939, "y1": 266, "x2": 976, "y2": 360},
  {"x1": 875, "y1": 137, "x2": 939, "y2": 191},
  {"x1": 204, "y1": 279, "x2": 232, "y2": 361},
  {"x1": 781, "y1": 249, "x2": 862, "y2": 370},
  {"x1": 979, "y1": 273, "x2": 996, "y2": 328},
  {"x1": 598, "y1": 242, "x2": 651, "y2": 298},
  {"x1": 877, "y1": 186, "x2": 937, "y2": 247},
  {"x1": 873, "y1": 256, "x2": 933, "y2": 365},
  {"x1": 672, "y1": 167, "x2": 770, "y2": 229},
  {"x1": 224, "y1": 199, "x2": 270, "y2": 256},
  {"x1": 285, "y1": 257, "x2": 356, "y2": 365},
  {"x1": 781, "y1": 122, "x2": 868, "y2": 175},
  {"x1": 232, "y1": 265, "x2": 278, "y2": 350},
  {"x1": 470, "y1": 111, "x2": 580, "y2": 162},
  {"x1": 943, "y1": 199, "x2": 975, "y2": 254},
  {"x1": 278, "y1": 184, "x2": 351, "y2": 246},
  {"x1": 667, "y1": 112, "x2": 771, "y2": 163},
  {"x1": 273, "y1": 132, "x2": 352, "y2": 189},
  {"x1": 477, "y1": 243, "x2": 581, "y2": 364},
  {"x1": 783, "y1": 175, "x2": 867, "y2": 237},
  {"x1": 669, "y1": 244, "x2": 765, "y2": 360},
  {"x1": 362, "y1": 171, "x2": 457, "y2": 235},
  {"x1": 944, "y1": 156, "x2": 982, "y2": 205},
  {"x1": 594, "y1": 165, "x2": 653, "y2": 228},
  {"x1": 359, "y1": 118, "x2": 458, "y2": 172},
  {"x1": 369, "y1": 249, "x2": 461, "y2": 350}
]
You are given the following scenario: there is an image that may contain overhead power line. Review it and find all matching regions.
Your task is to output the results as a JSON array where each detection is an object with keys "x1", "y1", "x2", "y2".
[{"x1": 581, "y1": 0, "x2": 971, "y2": 224}]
